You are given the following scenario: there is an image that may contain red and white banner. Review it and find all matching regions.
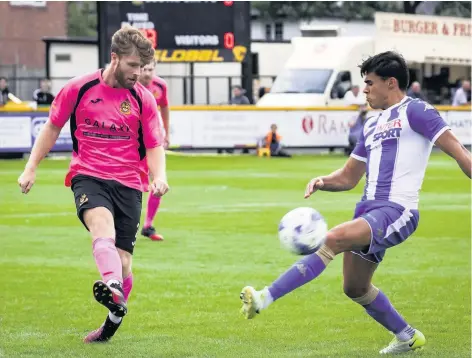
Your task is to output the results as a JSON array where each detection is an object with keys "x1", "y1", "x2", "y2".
[
  {"x1": 169, "y1": 109, "x2": 471, "y2": 148},
  {"x1": 0, "y1": 109, "x2": 470, "y2": 152}
]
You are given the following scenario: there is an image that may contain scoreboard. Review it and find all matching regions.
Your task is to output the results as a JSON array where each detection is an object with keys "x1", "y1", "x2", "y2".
[{"x1": 98, "y1": 1, "x2": 251, "y2": 65}]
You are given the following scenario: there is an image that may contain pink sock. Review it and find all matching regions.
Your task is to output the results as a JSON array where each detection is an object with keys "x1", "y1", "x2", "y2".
[
  {"x1": 144, "y1": 195, "x2": 161, "y2": 228},
  {"x1": 123, "y1": 273, "x2": 133, "y2": 302},
  {"x1": 92, "y1": 237, "x2": 123, "y2": 284}
]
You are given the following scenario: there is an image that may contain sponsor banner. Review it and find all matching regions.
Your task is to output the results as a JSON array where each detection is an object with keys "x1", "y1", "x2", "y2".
[
  {"x1": 444, "y1": 111, "x2": 471, "y2": 146},
  {"x1": 176, "y1": 110, "x2": 354, "y2": 147},
  {"x1": 0, "y1": 110, "x2": 470, "y2": 152},
  {"x1": 31, "y1": 116, "x2": 73, "y2": 151},
  {"x1": 0, "y1": 116, "x2": 31, "y2": 152}
]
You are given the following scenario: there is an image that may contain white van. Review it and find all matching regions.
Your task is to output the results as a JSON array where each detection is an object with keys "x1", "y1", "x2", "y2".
[{"x1": 256, "y1": 36, "x2": 374, "y2": 107}]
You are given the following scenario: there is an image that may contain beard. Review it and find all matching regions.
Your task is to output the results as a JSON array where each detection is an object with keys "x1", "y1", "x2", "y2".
[{"x1": 114, "y1": 64, "x2": 136, "y2": 89}]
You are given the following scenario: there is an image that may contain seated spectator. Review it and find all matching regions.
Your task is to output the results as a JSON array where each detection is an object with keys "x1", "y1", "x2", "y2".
[
  {"x1": 33, "y1": 78, "x2": 55, "y2": 106},
  {"x1": 407, "y1": 81, "x2": 426, "y2": 100},
  {"x1": 264, "y1": 124, "x2": 291, "y2": 158},
  {"x1": 346, "y1": 104, "x2": 369, "y2": 156},
  {"x1": 0, "y1": 77, "x2": 10, "y2": 106},
  {"x1": 343, "y1": 85, "x2": 366, "y2": 106},
  {"x1": 452, "y1": 80, "x2": 471, "y2": 106},
  {"x1": 229, "y1": 85, "x2": 250, "y2": 105}
]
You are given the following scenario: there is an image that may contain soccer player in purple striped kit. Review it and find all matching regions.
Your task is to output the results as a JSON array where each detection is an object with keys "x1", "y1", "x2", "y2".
[{"x1": 240, "y1": 51, "x2": 471, "y2": 354}]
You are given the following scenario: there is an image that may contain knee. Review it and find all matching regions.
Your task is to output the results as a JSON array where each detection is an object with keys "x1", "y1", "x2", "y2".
[
  {"x1": 343, "y1": 283, "x2": 379, "y2": 305},
  {"x1": 84, "y1": 207, "x2": 115, "y2": 239},
  {"x1": 343, "y1": 283, "x2": 370, "y2": 299}
]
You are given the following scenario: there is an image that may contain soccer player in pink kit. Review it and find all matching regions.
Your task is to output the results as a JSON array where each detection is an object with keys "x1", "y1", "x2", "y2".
[
  {"x1": 138, "y1": 60, "x2": 170, "y2": 241},
  {"x1": 18, "y1": 27, "x2": 169, "y2": 343},
  {"x1": 240, "y1": 52, "x2": 471, "y2": 354}
]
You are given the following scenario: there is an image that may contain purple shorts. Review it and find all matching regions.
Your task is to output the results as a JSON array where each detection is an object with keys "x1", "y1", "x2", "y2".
[{"x1": 351, "y1": 200, "x2": 420, "y2": 264}]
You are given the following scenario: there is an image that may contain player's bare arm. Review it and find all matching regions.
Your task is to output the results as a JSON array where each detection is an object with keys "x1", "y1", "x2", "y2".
[
  {"x1": 160, "y1": 105, "x2": 170, "y2": 146},
  {"x1": 147, "y1": 146, "x2": 169, "y2": 197},
  {"x1": 435, "y1": 130, "x2": 472, "y2": 179},
  {"x1": 18, "y1": 120, "x2": 63, "y2": 194},
  {"x1": 304, "y1": 157, "x2": 366, "y2": 198}
]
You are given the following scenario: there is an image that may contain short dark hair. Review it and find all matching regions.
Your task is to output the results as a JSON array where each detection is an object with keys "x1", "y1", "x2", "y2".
[
  {"x1": 0, "y1": 77, "x2": 7, "y2": 82},
  {"x1": 359, "y1": 51, "x2": 410, "y2": 91}
]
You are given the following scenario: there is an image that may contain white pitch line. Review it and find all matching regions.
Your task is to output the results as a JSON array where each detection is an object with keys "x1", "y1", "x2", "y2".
[{"x1": 1, "y1": 202, "x2": 469, "y2": 219}]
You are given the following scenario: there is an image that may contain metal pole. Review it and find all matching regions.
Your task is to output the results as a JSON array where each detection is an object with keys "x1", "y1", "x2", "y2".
[{"x1": 190, "y1": 63, "x2": 195, "y2": 104}]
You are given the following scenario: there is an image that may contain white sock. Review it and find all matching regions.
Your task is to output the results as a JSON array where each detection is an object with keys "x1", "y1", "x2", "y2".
[
  {"x1": 108, "y1": 312, "x2": 122, "y2": 324},
  {"x1": 395, "y1": 325, "x2": 415, "y2": 341},
  {"x1": 260, "y1": 287, "x2": 274, "y2": 310}
]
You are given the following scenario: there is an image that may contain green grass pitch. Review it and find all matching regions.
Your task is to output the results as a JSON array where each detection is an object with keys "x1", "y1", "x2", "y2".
[{"x1": 0, "y1": 153, "x2": 470, "y2": 357}]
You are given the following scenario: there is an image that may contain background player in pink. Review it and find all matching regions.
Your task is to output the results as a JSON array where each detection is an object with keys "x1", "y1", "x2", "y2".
[
  {"x1": 138, "y1": 60, "x2": 170, "y2": 241},
  {"x1": 18, "y1": 27, "x2": 169, "y2": 343},
  {"x1": 239, "y1": 51, "x2": 471, "y2": 355}
]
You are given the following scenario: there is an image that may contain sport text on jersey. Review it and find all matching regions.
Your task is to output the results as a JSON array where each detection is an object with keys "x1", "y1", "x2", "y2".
[{"x1": 373, "y1": 119, "x2": 403, "y2": 142}]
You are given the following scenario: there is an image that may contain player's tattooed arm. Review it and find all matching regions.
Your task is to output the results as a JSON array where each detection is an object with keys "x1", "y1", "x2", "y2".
[
  {"x1": 305, "y1": 157, "x2": 366, "y2": 198},
  {"x1": 322, "y1": 157, "x2": 366, "y2": 191},
  {"x1": 435, "y1": 130, "x2": 471, "y2": 179}
]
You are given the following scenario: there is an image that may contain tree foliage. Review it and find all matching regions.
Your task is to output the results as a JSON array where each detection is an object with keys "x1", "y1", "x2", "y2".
[
  {"x1": 68, "y1": 2, "x2": 97, "y2": 37},
  {"x1": 66, "y1": 1, "x2": 471, "y2": 39},
  {"x1": 251, "y1": 1, "x2": 471, "y2": 21}
]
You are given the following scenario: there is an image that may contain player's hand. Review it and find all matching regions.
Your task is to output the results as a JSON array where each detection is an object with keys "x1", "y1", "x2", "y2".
[
  {"x1": 304, "y1": 177, "x2": 324, "y2": 199},
  {"x1": 150, "y1": 177, "x2": 169, "y2": 197},
  {"x1": 18, "y1": 167, "x2": 36, "y2": 194},
  {"x1": 164, "y1": 135, "x2": 170, "y2": 149}
]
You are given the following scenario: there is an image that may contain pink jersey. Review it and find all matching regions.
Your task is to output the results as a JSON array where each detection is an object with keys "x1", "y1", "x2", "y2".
[
  {"x1": 49, "y1": 69, "x2": 161, "y2": 192},
  {"x1": 145, "y1": 76, "x2": 169, "y2": 108}
]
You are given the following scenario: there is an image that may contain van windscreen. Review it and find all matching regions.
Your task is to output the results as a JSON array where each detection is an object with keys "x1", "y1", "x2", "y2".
[{"x1": 270, "y1": 69, "x2": 333, "y2": 94}]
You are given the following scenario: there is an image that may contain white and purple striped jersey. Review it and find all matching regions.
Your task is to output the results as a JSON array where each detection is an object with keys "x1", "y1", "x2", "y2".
[{"x1": 351, "y1": 96, "x2": 450, "y2": 210}]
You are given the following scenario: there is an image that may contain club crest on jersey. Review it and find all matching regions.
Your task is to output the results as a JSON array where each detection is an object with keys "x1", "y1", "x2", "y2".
[
  {"x1": 153, "y1": 89, "x2": 162, "y2": 99},
  {"x1": 373, "y1": 119, "x2": 403, "y2": 142},
  {"x1": 120, "y1": 100, "x2": 131, "y2": 115}
]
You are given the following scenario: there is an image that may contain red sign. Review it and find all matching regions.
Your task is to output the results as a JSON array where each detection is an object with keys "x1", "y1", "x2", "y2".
[
  {"x1": 393, "y1": 19, "x2": 471, "y2": 37},
  {"x1": 302, "y1": 116, "x2": 314, "y2": 134}
]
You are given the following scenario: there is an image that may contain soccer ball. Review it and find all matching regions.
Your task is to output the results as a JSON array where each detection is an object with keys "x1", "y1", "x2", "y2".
[{"x1": 278, "y1": 207, "x2": 328, "y2": 255}]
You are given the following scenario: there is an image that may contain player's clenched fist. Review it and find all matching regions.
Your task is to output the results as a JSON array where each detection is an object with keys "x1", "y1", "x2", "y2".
[
  {"x1": 304, "y1": 177, "x2": 324, "y2": 199},
  {"x1": 18, "y1": 168, "x2": 36, "y2": 194},
  {"x1": 150, "y1": 178, "x2": 169, "y2": 197}
]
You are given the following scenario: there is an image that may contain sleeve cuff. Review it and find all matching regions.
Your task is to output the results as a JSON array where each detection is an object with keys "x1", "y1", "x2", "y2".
[
  {"x1": 145, "y1": 141, "x2": 161, "y2": 149},
  {"x1": 431, "y1": 126, "x2": 450, "y2": 144},
  {"x1": 350, "y1": 153, "x2": 367, "y2": 163}
]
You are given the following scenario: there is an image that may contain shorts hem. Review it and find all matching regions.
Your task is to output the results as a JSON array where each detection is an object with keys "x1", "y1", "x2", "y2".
[
  {"x1": 350, "y1": 251, "x2": 379, "y2": 264},
  {"x1": 115, "y1": 241, "x2": 134, "y2": 255},
  {"x1": 357, "y1": 216, "x2": 373, "y2": 255},
  {"x1": 77, "y1": 204, "x2": 115, "y2": 231}
]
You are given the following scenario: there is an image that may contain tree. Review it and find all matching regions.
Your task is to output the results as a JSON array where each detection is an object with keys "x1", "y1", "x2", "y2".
[
  {"x1": 435, "y1": 1, "x2": 471, "y2": 18},
  {"x1": 403, "y1": 1, "x2": 423, "y2": 14},
  {"x1": 252, "y1": 1, "x2": 471, "y2": 21},
  {"x1": 252, "y1": 1, "x2": 402, "y2": 21},
  {"x1": 68, "y1": 2, "x2": 97, "y2": 38}
]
